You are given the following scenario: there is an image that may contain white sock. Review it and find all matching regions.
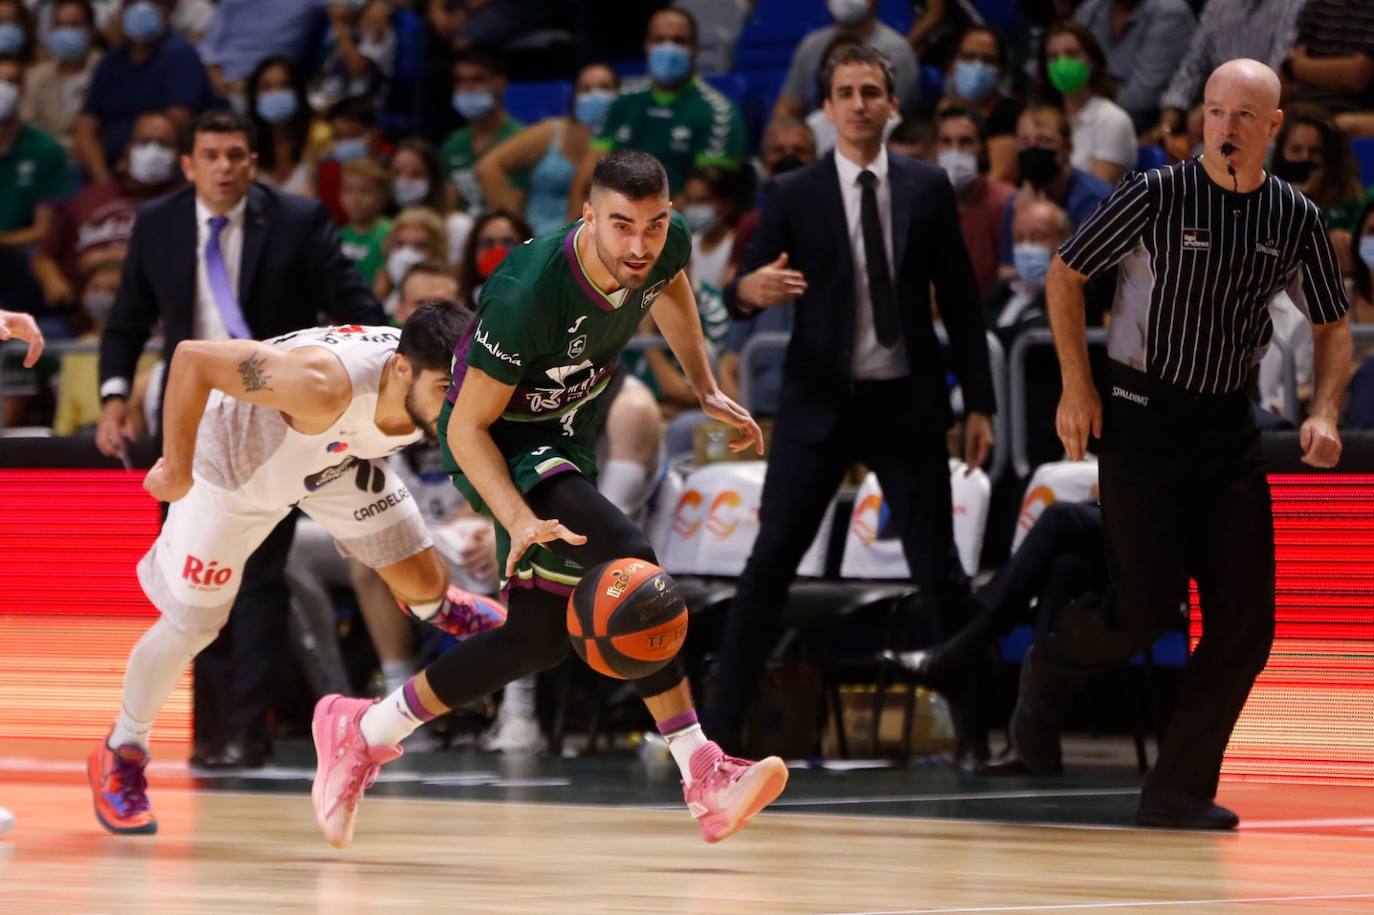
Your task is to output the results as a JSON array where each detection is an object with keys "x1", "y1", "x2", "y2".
[
  {"x1": 109, "y1": 618, "x2": 216, "y2": 751},
  {"x1": 500, "y1": 675, "x2": 536, "y2": 720},
  {"x1": 664, "y1": 724, "x2": 709, "y2": 786},
  {"x1": 598, "y1": 459, "x2": 649, "y2": 516},
  {"x1": 381, "y1": 658, "x2": 418, "y2": 696},
  {"x1": 360, "y1": 681, "x2": 430, "y2": 747}
]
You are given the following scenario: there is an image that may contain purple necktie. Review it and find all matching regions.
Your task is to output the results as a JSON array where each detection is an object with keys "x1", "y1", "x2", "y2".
[{"x1": 206, "y1": 215, "x2": 252, "y2": 339}]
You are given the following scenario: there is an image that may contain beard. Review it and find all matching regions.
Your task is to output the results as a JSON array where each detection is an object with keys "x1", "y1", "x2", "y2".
[
  {"x1": 595, "y1": 235, "x2": 656, "y2": 291},
  {"x1": 404, "y1": 384, "x2": 437, "y2": 439}
]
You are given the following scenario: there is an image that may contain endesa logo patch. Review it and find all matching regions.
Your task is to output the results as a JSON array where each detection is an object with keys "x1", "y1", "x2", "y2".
[
  {"x1": 1181, "y1": 228, "x2": 1210, "y2": 251},
  {"x1": 326, "y1": 441, "x2": 348, "y2": 454}
]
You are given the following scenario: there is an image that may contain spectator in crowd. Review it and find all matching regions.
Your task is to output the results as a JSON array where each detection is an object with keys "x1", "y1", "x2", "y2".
[
  {"x1": 96, "y1": 110, "x2": 384, "y2": 768},
  {"x1": 773, "y1": 0, "x2": 921, "y2": 121},
  {"x1": 312, "y1": 0, "x2": 396, "y2": 114},
  {"x1": 387, "y1": 136, "x2": 474, "y2": 266},
  {"x1": 731, "y1": 117, "x2": 817, "y2": 268},
  {"x1": 937, "y1": 26, "x2": 1021, "y2": 182},
  {"x1": 1036, "y1": 21, "x2": 1137, "y2": 186},
  {"x1": 394, "y1": 258, "x2": 457, "y2": 324},
  {"x1": 1153, "y1": 0, "x2": 1301, "y2": 144},
  {"x1": 339, "y1": 157, "x2": 393, "y2": 297},
  {"x1": 246, "y1": 55, "x2": 315, "y2": 196},
  {"x1": 75, "y1": 0, "x2": 215, "y2": 186},
  {"x1": 441, "y1": 45, "x2": 523, "y2": 215},
  {"x1": 887, "y1": 114, "x2": 936, "y2": 162},
  {"x1": 428, "y1": 0, "x2": 544, "y2": 51},
  {"x1": 998, "y1": 105, "x2": 1113, "y2": 271},
  {"x1": 0, "y1": 1, "x2": 33, "y2": 61},
  {"x1": 1271, "y1": 104, "x2": 1367, "y2": 273},
  {"x1": 719, "y1": 296, "x2": 794, "y2": 420},
  {"x1": 936, "y1": 107, "x2": 1014, "y2": 297},
  {"x1": 571, "y1": 7, "x2": 747, "y2": 209},
  {"x1": 1351, "y1": 200, "x2": 1374, "y2": 327},
  {"x1": 807, "y1": 33, "x2": 901, "y2": 157},
  {"x1": 166, "y1": 0, "x2": 215, "y2": 44},
  {"x1": 476, "y1": 62, "x2": 619, "y2": 236},
  {"x1": 317, "y1": 95, "x2": 390, "y2": 224},
  {"x1": 0, "y1": 55, "x2": 74, "y2": 320},
  {"x1": 1072, "y1": 0, "x2": 1195, "y2": 128},
  {"x1": 53, "y1": 256, "x2": 159, "y2": 436},
  {"x1": 1283, "y1": 0, "x2": 1374, "y2": 117},
  {"x1": 32, "y1": 111, "x2": 181, "y2": 311},
  {"x1": 378, "y1": 205, "x2": 450, "y2": 307},
  {"x1": 455, "y1": 207, "x2": 528, "y2": 311},
  {"x1": 21, "y1": 0, "x2": 100, "y2": 154},
  {"x1": 199, "y1": 0, "x2": 327, "y2": 104}
]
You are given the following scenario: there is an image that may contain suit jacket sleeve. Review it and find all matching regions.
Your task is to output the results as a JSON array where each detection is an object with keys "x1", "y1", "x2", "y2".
[
  {"x1": 928, "y1": 175, "x2": 997, "y2": 417},
  {"x1": 723, "y1": 176, "x2": 793, "y2": 320},
  {"x1": 98, "y1": 213, "x2": 159, "y2": 397},
  {"x1": 304, "y1": 200, "x2": 387, "y2": 325}
]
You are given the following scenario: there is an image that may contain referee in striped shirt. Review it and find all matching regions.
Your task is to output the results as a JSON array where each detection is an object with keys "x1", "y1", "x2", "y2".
[{"x1": 1002, "y1": 60, "x2": 1352, "y2": 830}]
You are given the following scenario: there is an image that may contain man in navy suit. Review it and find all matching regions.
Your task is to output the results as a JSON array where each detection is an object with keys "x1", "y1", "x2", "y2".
[
  {"x1": 708, "y1": 45, "x2": 996, "y2": 762},
  {"x1": 96, "y1": 109, "x2": 384, "y2": 768}
]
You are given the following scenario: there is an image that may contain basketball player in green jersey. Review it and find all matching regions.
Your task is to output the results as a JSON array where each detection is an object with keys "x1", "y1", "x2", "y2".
[{"x1": 311, "y1": 150, "x2": 789, "y2": 848}]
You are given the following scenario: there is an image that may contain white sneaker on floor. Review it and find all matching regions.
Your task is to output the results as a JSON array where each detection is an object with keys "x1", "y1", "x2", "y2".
[
  {"x1": 481, "y1": 714, "x2": 542, "y2": 754},
  {"x1": 0, "y1": 805, "x2": 13, "y2": 835}
]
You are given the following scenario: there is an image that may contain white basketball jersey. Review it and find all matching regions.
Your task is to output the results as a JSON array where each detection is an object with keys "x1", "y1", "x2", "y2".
[{"x1": 192, "y1": 325, "x2": 423, "y2": 509}]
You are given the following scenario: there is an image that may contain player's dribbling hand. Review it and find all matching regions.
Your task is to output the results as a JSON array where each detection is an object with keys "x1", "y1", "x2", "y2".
[
  {"x1": 0, "y1": 309, "x2": 44, "y2": 368},
  {"x1": 700, "y1": 388, "x2": 765, "y2": 456},
  {"x1": 505, "y1": 516, "x2": 587, "y2": 580},
  {"x1": 1299, "y1": 414, "x2": 1341, "y2": 469},
  {"x1": 143, "y1": 457, "x2": 192, "y2": 503},
  {"x1": 1056, "y1": 381, "x2": 1102, "y2": 462}
]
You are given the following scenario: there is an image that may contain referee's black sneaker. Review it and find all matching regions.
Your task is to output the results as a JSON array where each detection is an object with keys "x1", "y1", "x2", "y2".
[{"x1": 1136, "y1": 785, "x2": 1239, "y2": 830}]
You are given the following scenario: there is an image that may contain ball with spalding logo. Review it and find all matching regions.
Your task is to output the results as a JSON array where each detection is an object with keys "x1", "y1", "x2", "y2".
[{"x1": 566, "y1": 559, "x2": 688, "y2": 679}]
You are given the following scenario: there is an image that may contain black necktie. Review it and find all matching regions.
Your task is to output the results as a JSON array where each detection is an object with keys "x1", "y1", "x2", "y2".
[{"x1": 857, "y1": 169, "x2": 899, "y2": 347}]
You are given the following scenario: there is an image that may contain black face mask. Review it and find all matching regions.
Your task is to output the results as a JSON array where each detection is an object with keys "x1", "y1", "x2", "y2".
[
  {"x1": 1272, "y1": 155, "x2": 1318, "y2": 185},
  {"x1": 770, "y1": 155, "x2": 807, "y2": 177},
  {"x1": 1018, "y1": 147, "x2": 1061, "y2": 188}
]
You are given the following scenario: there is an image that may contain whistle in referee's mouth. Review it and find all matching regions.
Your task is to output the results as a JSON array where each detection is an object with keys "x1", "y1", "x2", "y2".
[{"x1": 1220, "y1": 142, "x2": 1236, "y2": 157}]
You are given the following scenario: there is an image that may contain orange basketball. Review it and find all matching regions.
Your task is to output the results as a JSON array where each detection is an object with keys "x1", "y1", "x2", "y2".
[{"x1": 566, "y1": 559, "x2": 688, "y2": 679}]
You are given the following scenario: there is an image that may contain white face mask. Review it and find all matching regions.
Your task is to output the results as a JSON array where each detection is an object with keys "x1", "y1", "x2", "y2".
[
  {"x1": 0, "y1": 80, "x2": 18, "y2": 122},
  {"x1": 938, "y1": 149, "x2": 979, "y2": 191},
  {"x1": 827, "y1": 0, "x2": 871, "y2": 27},
  {"x1": 128, "y1": 141, "x2": 178, "y2": 185},
  {"x1": 392, "y1": 177, "x2": 430, "y2": 207},
  {"x1": 387, "y1": 244, "x2": 427, "y2": 285}
]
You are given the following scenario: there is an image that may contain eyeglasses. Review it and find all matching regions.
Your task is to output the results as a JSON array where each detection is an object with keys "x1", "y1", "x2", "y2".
[{"x1": 477, "y1": 236, "x2": 519, "y2": 249}]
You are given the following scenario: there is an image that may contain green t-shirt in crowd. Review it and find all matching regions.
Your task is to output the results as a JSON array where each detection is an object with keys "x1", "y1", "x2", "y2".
[
  {"x1": 592, "y1": 76, "x2": 746, "y2": 196},
  {"x1": 441, "y1": 114, "x2": 526, "y2": 215},
  {"x1": 339, "y1": 217, "x2": 392, "y2": 288},
  {"x1": 0, "y1": 124, "x2": 73, "y2": 232}
]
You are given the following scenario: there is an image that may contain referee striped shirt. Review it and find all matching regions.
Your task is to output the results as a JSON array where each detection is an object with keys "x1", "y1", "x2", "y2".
[{"x1": 1058, "y1": 157, "x2": 1349, "y2": 395}]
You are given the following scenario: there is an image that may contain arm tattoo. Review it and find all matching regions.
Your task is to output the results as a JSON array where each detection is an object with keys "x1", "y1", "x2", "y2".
[{"x1": 238, "y1": 353, "x2": 272, "y2": 392}]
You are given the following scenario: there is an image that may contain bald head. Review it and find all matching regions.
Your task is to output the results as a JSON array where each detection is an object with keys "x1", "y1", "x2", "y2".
[
  {"x1": 1200, "y1": 58, "x2": 1284, "y2": 187},
  {"x1": 1205, "y1": 59, "x2": 1281, "y2": 112},
  {"x1": 1013, "y1": 200, "x2": 1072, "y2": 248}
]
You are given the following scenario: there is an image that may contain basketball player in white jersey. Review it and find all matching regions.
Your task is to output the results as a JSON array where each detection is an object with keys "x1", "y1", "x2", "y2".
[{"x1": 88, "y1": 301, "x2": 506, "y2": 836}]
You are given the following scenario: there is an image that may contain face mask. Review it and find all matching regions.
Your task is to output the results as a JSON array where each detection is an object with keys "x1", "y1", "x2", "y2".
[
  {"x1": 770, "y1": 154, "x2": 806, "y2": 176},
  {"x1": 1018, "y1": 146, "x2": 1061, "y2": 188},
  {"x1": 938, "y1": 149, "x2": 979, "y2": 191},
  {"x1": 256, "y1": 88, "x2": 297, "y2": 125},
  {"x1": 1360, "y1": 236, "x2": 1374, "y2": 271},
  {"x1": 827, "y1": 0, "x2": 871, "y2": 27},
  {"x1": 84, "y1": 289, "x2": 116, "y2": 326},
  {"x1": 122, "y1": 2, "x2": 165, "y2": 43},
  {"x1": 128, "y1": 141, "x2": 177, "y2": 184},
  {"x1": 452, "y1": 89, "x2": 495, "y2": 120},
  {"x1": 574, "y1": 90, "x2": 615, "y2": 130},
  {"x1": 1013, "y1": 243, "x2": 1053, "y2": 285},
  {"x1": 0, "y1": 22, "x2": 24, "y2": 54},
  {"x1": 387, "y1": 245, "x2": 427, "y2": 285},
  {"x1": 682, "y1": 203, "x2": 717, "y2": 233},
  {"x1": 952, "y1": 60, "x2": 999, "y2": 101},
  {"x1": 1272, "y1": 155, "x2": 1318, "y2": 186},
  {"x1": 0, "y1": 80, "x2": 18, "y2": 122},
  {"x1": 46, "y1": 25, "x2": 89, "y2": 61},
  {"x1": 1047, "y1": 56, "x2": 1091, "y2": 96},
  {"x1": 476, "y1": 244, "x2": 511, "y2": 279},
  {"x1": 331, "y1": 137, "x2": 368, "y2": 162},
  {"x1": 392, "y1": 177, "x2": 430, "y2": 207},
  {"x1": 647, "y1": 42, "x2": 692, "y2": 86}
]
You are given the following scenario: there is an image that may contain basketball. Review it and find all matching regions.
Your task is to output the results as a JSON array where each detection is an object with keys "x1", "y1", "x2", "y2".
[{"x1": 566, "y1": 559, "x2": 688, "y2": 680}]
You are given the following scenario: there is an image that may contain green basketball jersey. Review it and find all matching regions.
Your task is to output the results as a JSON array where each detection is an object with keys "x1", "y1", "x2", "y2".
[{"x1": 443, "y1": 209, "x2": 693, "y2": 458}]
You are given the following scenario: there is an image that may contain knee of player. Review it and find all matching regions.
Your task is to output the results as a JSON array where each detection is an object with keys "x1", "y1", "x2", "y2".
[
  {"x1": 605, "y1": 377, "x2": 663, "y2": 464},
  {"x1": 604, "y1": 521, "x2": 658, "y2": 566},
  {"x1": 522, "y1": 619, "x2": 571, "y2": 672},
  {"x1": 388, "y1": 550, "x2": 449, "y2": 607}
]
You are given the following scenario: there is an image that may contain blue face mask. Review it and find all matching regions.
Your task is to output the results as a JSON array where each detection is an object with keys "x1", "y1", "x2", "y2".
[
  {"x1": 0, "y1": 22, "x2": 25, "y2": 54},
  {"x1": 1013, "y1": 243, "x2": 1053, "y2": 285},
  {"x1": 122, "y1": 2, "x2": 165, "y2": 43},
  {"x1": 1360, "y1": 235, "x2": 1374, "y2": 272},
  {"x1": 452, "y1": 89, "x2": 495, "y2": 120},
  {"x1": 46, "y1": 26, "x2": 89, "y2": 61},
  {"x1": 647, "y1": 42, "x2": 692, "y2": 86},
  {"x1": 331, "y1": 137, "x2": 368, "y2": 162},
  {"x1": 952, "y1": 60, "x2": 999, "y2": 101},
  {"x1": 574, "y1": 90, "x2": 615, "y2": 130},
  {"x1": 256, "y1": 88, "x2": 298, "y2": 125}
]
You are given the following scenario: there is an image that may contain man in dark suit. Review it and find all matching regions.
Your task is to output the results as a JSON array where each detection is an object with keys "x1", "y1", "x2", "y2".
[
  {"x1": 95, "y1": 110, "x2": 384, "y2": 768},
  {"x1": 706, "y1": 44, "x2": 996, "y2": 760}
]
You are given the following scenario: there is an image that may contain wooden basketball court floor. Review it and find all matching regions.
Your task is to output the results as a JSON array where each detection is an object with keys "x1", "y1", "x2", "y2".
[{"x1": 4, "y1": 740, "x2": 1374, "y2": 914}]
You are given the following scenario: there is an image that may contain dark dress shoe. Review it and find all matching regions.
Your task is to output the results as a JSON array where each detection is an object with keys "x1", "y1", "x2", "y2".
[
  {"x1": 192, "y1": 737, "x2": 268, "y2": 770},
  {"x1": 1136, "y1": 786, "x2": 1239, "y2": 830},
  {"x1": 977, "y1": 748, "x2": 1062, "y2": 777},
  {"x1": 890, "y1": 646, "x2": 963, "y2": 692}
]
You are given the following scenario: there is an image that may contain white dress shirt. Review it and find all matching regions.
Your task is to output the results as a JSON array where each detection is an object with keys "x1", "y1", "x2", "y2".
[
  {"x1": 834, "y1": 146, "x2": 908, "y2": 380},
  {"x1": 193, "y1": 195, "x2": 248, "y2": 342}
]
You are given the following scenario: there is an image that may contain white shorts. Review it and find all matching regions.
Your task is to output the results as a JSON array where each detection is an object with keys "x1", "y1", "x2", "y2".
[{"x1": 137, "y1": 458, "x2": 433, "y2": 635}]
